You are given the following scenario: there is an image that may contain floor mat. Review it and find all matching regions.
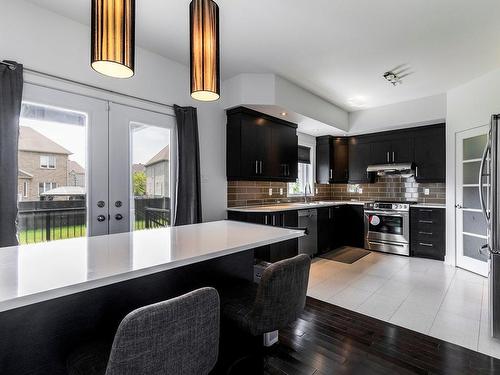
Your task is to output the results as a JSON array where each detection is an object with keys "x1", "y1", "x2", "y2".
[{"x1": 319, "y1": 246, "x2": 370, "y2": 264}]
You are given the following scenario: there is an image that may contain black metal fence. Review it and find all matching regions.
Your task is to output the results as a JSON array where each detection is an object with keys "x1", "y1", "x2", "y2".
[
  {"x1": 18, "y1": 200, "x2": 86, "y2": 244},
  {"x1": 17, "y1": 197, "x2": 171, "y2": 244}
]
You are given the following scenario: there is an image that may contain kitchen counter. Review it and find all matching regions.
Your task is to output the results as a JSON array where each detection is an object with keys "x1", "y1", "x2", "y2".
[
  {"x1": 410, "y1": 203, "x2": 446, "y2": 209},
  {"x1": 227, "y1": 200, "x2": 374, "y2": 213},
  {"x1": 0, "y1": 220, "x2": 304, "y2": 312}
]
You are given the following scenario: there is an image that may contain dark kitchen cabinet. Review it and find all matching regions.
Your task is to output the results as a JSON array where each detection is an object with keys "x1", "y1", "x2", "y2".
[
  {"x1": 316, "y1": 136, "x2": 348, "y2": 184},
  {"x1": 348, "y1": 138, "x2": 372, "y2": 183},
  {"x1": 227, "y1": 107, "x2": 298, "y2": 182},
  {"x1": 317, "y1": 206, "x2": 344, "y2": 254},
  {"x1": 227, "y1": 210, "x2": 299, "y2": 262},
  {"x1": 413, "y1": 124, "x2": 445, "y2": 182},
  {"x1": 370, "y1": 135, "x2": 413, "y2": 164},
  {"x1": 410, "y1": 207, "x2": 445, "y2": 261},
  {"x1": 344, "y1": 205, "x2": 365, "y2": 248}
]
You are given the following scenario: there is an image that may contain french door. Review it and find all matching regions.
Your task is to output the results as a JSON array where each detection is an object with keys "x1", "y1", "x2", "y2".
[
  {"x1": 18, "y1": 83, "x2": 175, "y2": 244},
  {"x1": 456, "y1": 126, "x2": 490, "y2": 276}
]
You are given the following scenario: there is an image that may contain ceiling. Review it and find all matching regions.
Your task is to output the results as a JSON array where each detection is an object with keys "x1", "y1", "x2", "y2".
[{"x1": 26, "y1": 0, "x2": 500, "y2": 111}]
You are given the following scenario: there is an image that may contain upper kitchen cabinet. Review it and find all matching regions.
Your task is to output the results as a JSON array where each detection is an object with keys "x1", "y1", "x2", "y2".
[
  {"x1": 226, "y1": 107, "x2": 298, "y2": 182},
  {"x1": 369, "y1": 134, "x2": 413, "y2": 164},
  {"x1": 316, "y1": 136, "x2": 349, "y2": 184},
  {"x1": 412, "y1": 124, "x2": 445, "y2": 182},
  {"x1": 348, "y1": 137, "x2": 372, "y2": 183}
]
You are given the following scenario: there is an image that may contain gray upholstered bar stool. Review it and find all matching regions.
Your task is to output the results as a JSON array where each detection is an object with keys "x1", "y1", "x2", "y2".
[
  {"x1": 67, "y1": 287, "x2": 220, "y2": 375},
  {"x1": 221, "y1": 254, "x2": 311, "y2": 346}
]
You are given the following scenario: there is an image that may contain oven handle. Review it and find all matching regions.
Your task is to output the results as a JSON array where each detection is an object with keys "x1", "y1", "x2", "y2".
[
  {"x1": 367, "y1": 240, "x2": 406, "y2": 248},
  {"x1": 364, "y1": 210, "x2": 406, "y2": 217}
]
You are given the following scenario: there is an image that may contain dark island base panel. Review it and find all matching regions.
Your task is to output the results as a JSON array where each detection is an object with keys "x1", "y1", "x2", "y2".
[
  {"x1": 0, "y1": 251, "x2": 254, "y2": 375},
  {"x1": 216, "y1": 297, "x2": 500, "y2": 375}
]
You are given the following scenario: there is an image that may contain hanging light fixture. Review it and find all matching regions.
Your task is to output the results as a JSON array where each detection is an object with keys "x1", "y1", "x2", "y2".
[
  {"x1": 91, "y1": 0, "x2": 135, "y2": 78},
  {"x1": 190, "y1": 0, "x2": 220, "y2": 101}
]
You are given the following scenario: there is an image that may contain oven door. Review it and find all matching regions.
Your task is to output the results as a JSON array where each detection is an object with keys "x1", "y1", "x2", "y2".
[{"x1": 364, "y1": 210, "x2": 409, "y2": 244}]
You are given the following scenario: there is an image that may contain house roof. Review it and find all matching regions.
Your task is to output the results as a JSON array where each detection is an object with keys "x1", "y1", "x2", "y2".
[
  {"x1": 18, "y1": 126, "x2": 72, "y2": 155},
  {"x1": 67, "y1": 160, "x2": 85, "y2": 174},
  {"x1": 18, "y1": 169, "x2": 33, "y2": 179},
  {"x1": 145, "y1": 145, "x2": 169, "y2": 167},
  {"x1": 132, "y1": 163, "x2": 146, "y2": 173}
]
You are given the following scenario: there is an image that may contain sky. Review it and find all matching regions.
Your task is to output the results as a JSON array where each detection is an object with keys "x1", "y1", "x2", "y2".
[{"x1": 20, "y1": 119, "x2": 171, "y2": 170}]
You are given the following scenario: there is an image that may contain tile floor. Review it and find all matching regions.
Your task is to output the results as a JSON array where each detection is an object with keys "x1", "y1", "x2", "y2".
[{"x1": 307, "y1": 250, "x2": 500, "y2": 358}]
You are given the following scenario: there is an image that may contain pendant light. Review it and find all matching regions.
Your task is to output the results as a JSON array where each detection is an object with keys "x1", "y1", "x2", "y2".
[
  {"x1": 190, "y1": 0, "x2": 220, "y2": 101},
  {"x1": 91, "y1": 0, "x2": 135, "y2": 78}
]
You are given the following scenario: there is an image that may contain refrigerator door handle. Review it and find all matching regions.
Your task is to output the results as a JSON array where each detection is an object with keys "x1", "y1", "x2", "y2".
[{"x1": 479, "y1": 134, "x2": 491, "y2": 224}]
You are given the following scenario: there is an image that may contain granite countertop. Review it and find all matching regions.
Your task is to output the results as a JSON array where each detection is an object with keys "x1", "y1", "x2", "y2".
[
  {"x1": 227, "y1": 200, "x2": 374, "y2": 213},
  {"x1": 0, "y1": 221, "x2": 304, "y2": 312}
]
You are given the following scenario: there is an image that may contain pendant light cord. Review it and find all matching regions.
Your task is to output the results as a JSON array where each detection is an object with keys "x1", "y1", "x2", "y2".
[{"x1": 1, "y1": 60, "x2": 174, "y2": 110}]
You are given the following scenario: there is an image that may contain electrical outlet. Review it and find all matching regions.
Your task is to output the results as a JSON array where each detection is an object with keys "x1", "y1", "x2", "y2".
[
  {"x1": 279, "y1": 188, "x2": 283, "y2": 195},
  {"x1": 316, "y1": 188, "x2": 319, "y2": 194},
  {"x1": 424, "y1": 188, "x2": 430, "y2": 196},
  {"x1": 359, "y1": 188, "x2": 363, "y2": 194},
  {"x1": 268, "y1": 188, "x2": 273, "y2": 196}
]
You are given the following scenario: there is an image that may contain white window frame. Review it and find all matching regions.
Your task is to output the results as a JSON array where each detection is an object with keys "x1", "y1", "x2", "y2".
[
  {"x1": 38, "y1": 182, "x2": 57, "y2": 196},
  {"x1": 23, "y1": 181, "x2": 29, "y2": 198},
  {"x1": 40, "y1": 154, "x2": 56, "y2": 169}
]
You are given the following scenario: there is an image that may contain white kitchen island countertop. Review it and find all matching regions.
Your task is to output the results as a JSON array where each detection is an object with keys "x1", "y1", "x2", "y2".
[{"x1": 0, "y1": 220, "x2": 304, "y2": 312}]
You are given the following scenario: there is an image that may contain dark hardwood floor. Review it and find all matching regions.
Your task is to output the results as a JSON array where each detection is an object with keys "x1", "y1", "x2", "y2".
[{"x1": 216, "y1": 297, "x2": 500, "y2": 375}]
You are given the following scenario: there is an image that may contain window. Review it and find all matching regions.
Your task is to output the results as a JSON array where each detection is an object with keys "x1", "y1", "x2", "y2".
[
  {"x1": 23, "y1": 181, "x2": 29, "y2": 198},
  {"x1": 38, "y1": 182, "x2": 57, "y2": 195},
  {"x1": 288, "y1": 145, "x2": 314, "y2": 196},
  {"x1": 40, "y1": 155, "x2": 56, "y2": 169}
]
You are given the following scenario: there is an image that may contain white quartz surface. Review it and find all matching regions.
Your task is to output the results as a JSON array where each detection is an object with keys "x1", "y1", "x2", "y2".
[
  {"x1": 227, "y1": 200, "x2": 372, "y2": 213},
  {"x1": 410, "y1": 203, "x2": 446, "y2": 209},
  {"x1": 0, "y1": 221, "x2": 304, "y2": 312}
]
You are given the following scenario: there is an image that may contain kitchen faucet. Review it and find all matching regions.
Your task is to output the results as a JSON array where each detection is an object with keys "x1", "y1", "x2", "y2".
[{"x1": 304, "y1": 183, "x2": 311, "y2": 203}]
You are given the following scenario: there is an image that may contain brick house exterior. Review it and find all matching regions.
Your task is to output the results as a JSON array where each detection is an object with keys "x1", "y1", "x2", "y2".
[
  {"x1": 145, "y1": 145, "x2": 169, "y2": 197},
  {"x1": 17, "y1": 126, "x2": 71, "y2": 201}
]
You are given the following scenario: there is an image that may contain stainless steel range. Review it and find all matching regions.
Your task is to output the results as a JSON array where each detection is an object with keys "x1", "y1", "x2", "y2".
[{"x1": 364, "y1": 202, "x2": 410, "y2": 256}]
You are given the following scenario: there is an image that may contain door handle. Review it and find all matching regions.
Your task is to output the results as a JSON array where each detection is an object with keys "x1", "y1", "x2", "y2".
[
  {"x1": 478, "y1": 244, "x2": 491, "y2": 256},
  {"x1": 97, "y1": 215, "x2": 106, "y2": 222},
  {"x1": 455, "y1": 203, "x2": 463, "y2": 209},
  {"x1": 479, "y1": 132, "x2": 491, "y2": 224},
  {"x1": 115, "y1": 214, "x2": 123, "y2": 221}
]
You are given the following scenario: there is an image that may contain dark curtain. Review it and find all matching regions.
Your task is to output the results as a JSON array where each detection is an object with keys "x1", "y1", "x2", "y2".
[
  {"x1": 173, "y1": 105, "x2": 202, "y2": 226},
  {"x1": 0, "y1": 61, "x2": 23, "y2": 247}
]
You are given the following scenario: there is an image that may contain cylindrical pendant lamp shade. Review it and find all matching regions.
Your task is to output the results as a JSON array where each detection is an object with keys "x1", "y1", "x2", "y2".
[
  {"x1": 190, "y1": 0, "x2": 220, "y2": 101},
  {"x1": 91, "y1": 0, "x2": 135, "y2": 78}
]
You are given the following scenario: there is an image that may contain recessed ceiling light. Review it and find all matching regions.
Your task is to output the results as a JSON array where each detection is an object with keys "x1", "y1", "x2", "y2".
[{"x1": 280, "y1": 112, "x2": 287, "y2": 116}]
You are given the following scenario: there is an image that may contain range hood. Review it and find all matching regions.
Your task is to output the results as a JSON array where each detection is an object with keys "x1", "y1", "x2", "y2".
[{"x1": 366, "y1": 162, "x2": 415, "y2": 177}]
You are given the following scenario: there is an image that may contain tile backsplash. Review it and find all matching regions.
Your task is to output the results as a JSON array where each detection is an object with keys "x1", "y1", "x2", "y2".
[{"x1": 227, "y1": 176, "x2": 445, "y2": 207}]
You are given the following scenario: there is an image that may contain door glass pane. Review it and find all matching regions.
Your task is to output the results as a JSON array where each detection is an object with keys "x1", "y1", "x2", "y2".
[
  {"x1": 130, "y1": 124, "x2": 171, "y2": 231},
  {"x1": 463, "y1": 234, "x2": 488, "y2": 262},
  {"x1": 463, "y1": 161, "x2": 481, "y2": 184},
  {"x1": 463, "y1": 211, "x2": 487, "y2": 236},
  {"x1": 18, "y1": 103, "x2": 87, "y2": 244},
  {"x1": 463, "y1": 134, "x2": 487, "y2": 160}
]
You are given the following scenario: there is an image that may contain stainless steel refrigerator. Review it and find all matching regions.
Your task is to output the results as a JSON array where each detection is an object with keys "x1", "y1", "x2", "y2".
[{"x1": 479, "y1": 115, "x2": 500, "y2": 338}]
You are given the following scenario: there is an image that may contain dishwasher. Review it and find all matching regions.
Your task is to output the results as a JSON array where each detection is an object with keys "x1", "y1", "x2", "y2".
[{"x1": 298, "y1": 209, "x2": 317, "y2": 257}]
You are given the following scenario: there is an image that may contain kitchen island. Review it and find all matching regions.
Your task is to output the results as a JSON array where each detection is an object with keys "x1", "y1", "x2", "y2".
[{"x1": 0, "y1": 220, "x2": 304, "y2": 374}]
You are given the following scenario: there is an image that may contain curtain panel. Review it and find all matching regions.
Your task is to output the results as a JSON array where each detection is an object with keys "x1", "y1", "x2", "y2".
[
  {"x1": 0, "y1": 61, "x2": 23, "y2": 247},
  {"x1": 173, "y1": 105, "x2": 202, "y2": 226}
]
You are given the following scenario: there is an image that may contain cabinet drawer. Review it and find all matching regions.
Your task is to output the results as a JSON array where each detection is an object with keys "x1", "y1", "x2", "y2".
[
  {"x1": 411, "y1": 240, "x2": 445, "y2": 260},
  {"x1": 413, "y1": 208, "x2": 443, "y2": 223}
]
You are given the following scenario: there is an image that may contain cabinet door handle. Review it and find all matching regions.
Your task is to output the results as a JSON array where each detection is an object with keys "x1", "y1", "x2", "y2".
[
  {"x1": 259, "y1": 161, "x2": 263, "y2": 174},
  {"x1": 386, "y1": 151, "x2": 390, "y2": 163},
  {"x1": 415, "y1": 166, "x2": 418, "y2": 177},
  {"x1": 419, "y1": 242, "x2": 434, "y2": 247},
  {"x1": 255, "y1": 160, "x2": 259, "y2": 174},
  {"x1": 392, "y1": 151, "x2": 395, "y2": 163},
  {"x1": 419, "y1": 231, "x2": 433, "y2": 235},
  {"x1": 330, "y1": 169, "x2": 333, "y2": 179},
  {"x1": 264, "y1": 215, "x2": 268, "y2": 225},
  {"x1": 345, "y1": 169, "x2": 348, "y2": 179},
  {"x1": 286, "y1": 164, "x2": 289, "y2": 176},
  {"x1": 272, "y1": 215, "x2": 276, "y2": 226},
  {"x1": 419, "y1": 220, "x2": 433, "y2": 224},
  {"x1": 420, "y1": 209, "x2": 434, "y2": 212}
]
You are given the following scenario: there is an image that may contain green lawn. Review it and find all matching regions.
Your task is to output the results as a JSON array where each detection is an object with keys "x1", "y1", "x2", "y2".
[{"x1": 18, "y1": 225, "x2": 87, "y2": 245}]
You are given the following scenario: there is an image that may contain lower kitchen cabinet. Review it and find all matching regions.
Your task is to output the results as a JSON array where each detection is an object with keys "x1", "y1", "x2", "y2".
[
  {"x1": 227, "y1": 210, "x2": 299, "y2": 262},
  {"x1": 317, "y1": 206, "x2": 344, "y2": 254},
  {"x1": 344, "y1": 205, "x2": 365, "y2": 248},
  {"x1": 410, "y1": 207, "x2": 445, "y2": 261}
]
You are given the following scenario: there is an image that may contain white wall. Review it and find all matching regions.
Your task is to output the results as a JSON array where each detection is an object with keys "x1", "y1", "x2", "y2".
[
  {"x1": 1, "y1": 0, "x2": 227, "y2": 221},
  {"x1": 349, "y1": 94, "x2": 446, "y2": 134},
  {"x1": 445, "y1": 67, "x2": 500, "y2": 266}
]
